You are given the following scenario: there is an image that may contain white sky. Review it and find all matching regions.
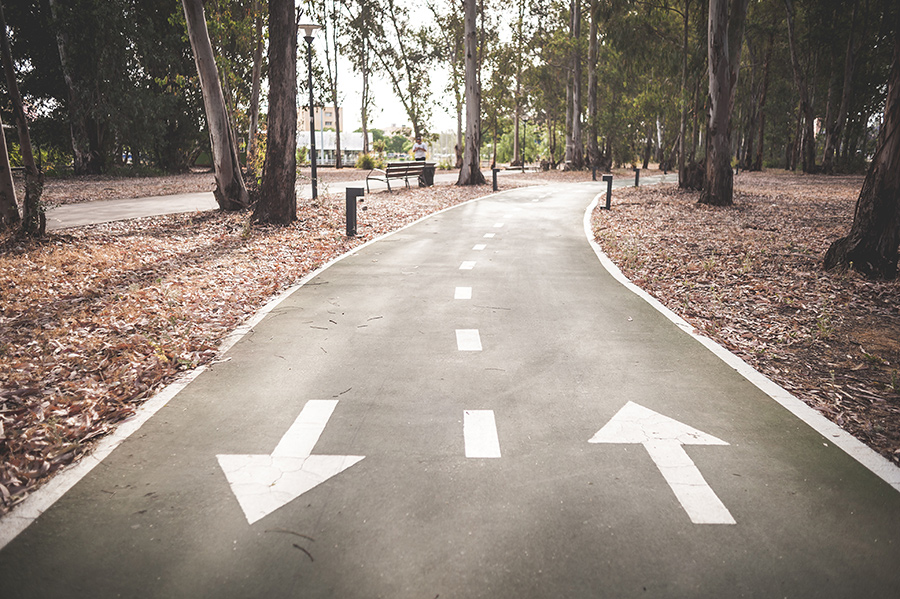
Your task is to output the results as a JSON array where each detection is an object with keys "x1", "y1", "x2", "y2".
[{"x1": 301, "y1": 3, "x2": 460, "y2": 135}]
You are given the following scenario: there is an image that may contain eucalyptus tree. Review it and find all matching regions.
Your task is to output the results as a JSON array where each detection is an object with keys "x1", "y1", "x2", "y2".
[
  {"x1": 0, "y1": 0, "x2": 42, "y2": 235},
  {"x1": 428, "y1": 0, "x2": 465, "y2": 167},
  {"x1": 343, "y1": 0, "x2": 383, "y2": 155},
  {"x1": 371, "y1": 0, "x2": 432, "y2": 139},
  {"x1": 312, "y1": 0, "x2": 345, "y2": 168},
  {"x1": 254, "y1": 0, "x2": 296, "y2": 223},
  {"x1": 458, "y1": 0, "x2": 485, "y2": 185},
  {"x1": 825, "y1": 36, "x2": 900, "y2": 279},
  {"x1": 247, "y1": 0, "x2": 267, "y2": 169},
  {"x1": 182, "y1": 0, "x2": 249, "y2": 210},
  {"x1": 563, "y1": 0, "x2": 584, "y2": 170},
  {"x1": 699, "y1": 0, "x2": 749, "y2": 206}
]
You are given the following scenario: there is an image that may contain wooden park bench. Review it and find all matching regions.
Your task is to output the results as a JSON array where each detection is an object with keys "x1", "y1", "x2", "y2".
[{"x1": 366, "y1": 161, "x2": 428, "y2": 192}]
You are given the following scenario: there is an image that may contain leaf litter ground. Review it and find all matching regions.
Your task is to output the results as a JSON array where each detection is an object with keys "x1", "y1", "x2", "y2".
[
  {"x1": 1, "y1": 168, "x2": 897, "y2": 514},
  {"x1": 593, "y1": 171, "x2": 900, "y2": 468}
]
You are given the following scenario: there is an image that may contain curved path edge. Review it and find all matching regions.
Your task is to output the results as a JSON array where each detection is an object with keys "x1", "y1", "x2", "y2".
[{"x1": 582, "y1": 192, "x2": 900, "y2": 493}]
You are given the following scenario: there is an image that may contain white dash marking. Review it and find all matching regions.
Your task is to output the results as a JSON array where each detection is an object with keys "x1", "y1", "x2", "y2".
[
  {"x1": 493, "y1": 223, "x2": 504, "y2": 228},
  {"x1": 459, "y1": 261, "x2": 476, "y2": 270},
  {"x1": 473, "y1": 244, "x2": 487, "y2": 251},
  {"x1": 456, "y1": 329, "x2": 482, "y2": 351},
  {"x1": 455, "y1": 287, "x2": 472, "y2": 300},
  {"x1": 483, "y1": 233, "x2": 496, "y2": 238},
  {"x1": 464, "y1": 410, "x2": 501, "y2": 458}
]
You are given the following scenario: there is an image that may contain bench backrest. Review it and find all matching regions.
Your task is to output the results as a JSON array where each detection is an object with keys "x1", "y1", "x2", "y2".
[{"x1": 384, "y1": 161, "x2": 426, "y2": 177}]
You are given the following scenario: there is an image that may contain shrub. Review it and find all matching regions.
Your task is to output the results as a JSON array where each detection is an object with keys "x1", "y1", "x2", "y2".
[{"x1": 355, "y1": 153, "x2": 382, "y2": 169}]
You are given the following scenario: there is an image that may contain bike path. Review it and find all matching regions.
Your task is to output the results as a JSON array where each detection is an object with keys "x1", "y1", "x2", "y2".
[{"x1": 3, "y1": 181, "x2": 900, "y2": 597}]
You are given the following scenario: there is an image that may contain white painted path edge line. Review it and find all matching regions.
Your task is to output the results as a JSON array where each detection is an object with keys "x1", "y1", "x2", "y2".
[
  {"x1": 583, "y1": 192, "x2": 900, "y2": 493},
  {"x1": 0, "y1": 187, "x2": 521, "y2": 550}
]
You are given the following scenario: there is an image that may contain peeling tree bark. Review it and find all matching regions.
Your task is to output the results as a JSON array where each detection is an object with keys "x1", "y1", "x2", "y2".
[
  {"x1": 699, "y1": 0, "x2": 749, "y2": 206},
  {"x1": 457, "y1": 0, "x2": 484, "y2": 186},
  {"x1": 824, "y1": 38, "x2": 900, "y2": 279}
]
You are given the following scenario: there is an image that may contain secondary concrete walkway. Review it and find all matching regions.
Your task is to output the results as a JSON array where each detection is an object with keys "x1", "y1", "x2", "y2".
[
  {"x1": 6, "y1": 178, "x2": 900, "y2": 597},
  {"x1": 45, "y1": 169, "x2": 494, "y2": 230}
]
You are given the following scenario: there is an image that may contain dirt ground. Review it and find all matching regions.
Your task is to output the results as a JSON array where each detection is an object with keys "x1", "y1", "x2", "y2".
[{"x1": 2, "y1": 167, "x2": 896, "y2": 515}]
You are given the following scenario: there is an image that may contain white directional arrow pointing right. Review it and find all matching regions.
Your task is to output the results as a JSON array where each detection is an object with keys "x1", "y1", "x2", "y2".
[
  {"x1": 217, "y1": 400, "x2": 364, "y2": 525},
  {"x1": 590, "y1": 401, "x2": 736, "y2": 525}
]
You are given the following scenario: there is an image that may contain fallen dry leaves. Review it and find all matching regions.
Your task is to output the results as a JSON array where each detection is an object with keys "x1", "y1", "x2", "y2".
[
  {"x1": 0, "y1": 179, "x2": 493, "y2": 513},
  {"x1": 593, "y1": 170, "x2": 900, "y2": 466}
]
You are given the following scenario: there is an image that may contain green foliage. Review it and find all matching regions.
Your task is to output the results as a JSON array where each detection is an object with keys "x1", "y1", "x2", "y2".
[{"x1": 355, "y1": 153, "x2": 382, "y2": 169}]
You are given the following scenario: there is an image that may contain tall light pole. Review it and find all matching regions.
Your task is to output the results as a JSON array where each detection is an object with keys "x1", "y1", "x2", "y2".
[{"x1": 299, "y1": 23, "x2": 321, "y2": 200}]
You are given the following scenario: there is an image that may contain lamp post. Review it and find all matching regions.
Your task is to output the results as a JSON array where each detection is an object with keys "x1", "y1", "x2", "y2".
[{"x1": 299, "y1": 23, "x2": 321, "y2": 200}]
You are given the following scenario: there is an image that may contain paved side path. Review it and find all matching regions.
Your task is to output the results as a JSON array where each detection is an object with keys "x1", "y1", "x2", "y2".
[
  {"x1": 5, "y1": 181, "x2": 900, "y2": 598},
  {"x1": 45, "y1": 170, "x2": 470, "y2": 230}
]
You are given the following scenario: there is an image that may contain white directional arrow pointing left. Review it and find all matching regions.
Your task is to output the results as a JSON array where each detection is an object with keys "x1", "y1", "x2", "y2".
[
  {"x1": 590, "y1": 401, "x2": 736, "y2": 525},
  {"x1": 217, "y1": 399, "x2": 364, "y2": 525}
]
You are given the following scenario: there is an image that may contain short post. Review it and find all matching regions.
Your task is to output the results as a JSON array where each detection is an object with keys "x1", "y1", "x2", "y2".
[
  {"x1": 634, "y1": 168, "x2": 640, "y2": 187},
  {"x1": 592, "y1": 167, "x2": 597, "y2": 181},
  {"x1": 492, "y1": 168, "x2": 499, "y2": 192},
  {"x1": 346, "y1": 187, "x2": 364, "y2": 236},
  {"x1": 602, "y1": 174, "x2": 613, "y2": 210}
]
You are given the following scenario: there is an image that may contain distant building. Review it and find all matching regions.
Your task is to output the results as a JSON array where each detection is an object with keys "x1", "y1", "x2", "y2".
[
  {"x1": 298, "y1": 106, "x2": 344, "y2": 133},
  {"x1": 297, "y1": 130, "x2": 373, "y2": 166}
]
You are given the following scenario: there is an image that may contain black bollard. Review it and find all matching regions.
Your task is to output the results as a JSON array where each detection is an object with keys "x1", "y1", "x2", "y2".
[
  {"x1": 346, "y1": 187, "x2": 364, "y2": 237},
  {"x1": 602, "y1": 174, "x2": 613, "y2": 210},
  {"x1": 492, "y1": 168, "x2": 499, "y2": 192},
  {"x1": 634, "y1": 168, "x2": 640, "y2": 187},
  {"x1": 592, "y1": 167, "x2": 597, "y2": 181}
]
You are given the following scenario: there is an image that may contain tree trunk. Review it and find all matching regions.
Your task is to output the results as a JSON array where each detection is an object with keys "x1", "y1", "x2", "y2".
[
  {"x1": 824, "y1": 38, "x2": 900, "y2": 279},
  {"x1": 678, "y1": 0, "x2": 691, "y2": 187},
  {"x1": 0, "y1": 1, "x2": 43, "y2": 235},
  {"x1": 247, "y1": 1, "x2": 264, "y2": 169},
  {"x1": 823, "y1": 0, "x2": 859, "y2": 174},
  {"x1": 699, "y1": 0, "x2": 749, "y2": 206},
  {"x1": 182, "y1": 0, "x2": 249, "y2": 211},
  {"x1": 457, "y1": 0, "x2": 484, "y2": 186},
  {"x1": 753, "y1": 30, "x2": 774, "y2": 171},
  {"x1": 566, "y1": 0, "x2": 584, "y2": 170},
  {"x1": 47, "y1": 0, "x2": 102, "y2": 175},
  {"x1": 783, "y1": 0, "x2": 816, "y2": 174},
  {"x1": 254, "y1": 0, "x2": 297, "y2": 224},
  {"x1": 0, "y1": 110, "x2": 18, "y2": 229},
  {"x1": 587, "y1": 0, "x2": 600, "y2": 169}
]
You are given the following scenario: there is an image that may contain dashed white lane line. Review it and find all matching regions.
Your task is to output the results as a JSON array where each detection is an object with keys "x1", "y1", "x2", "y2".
[
  {"x1": 473, "y1": 244, "x2": 487, "y2": 251},
  {"x1": 455, "y1": 287, "x2": 472, "y2": 300},
  {"x1": 459, "y1": 261, "x2": 476, "y2": 270},
  {"x1": 456, "y1": 329, "x2": 482, "y2": 351},
  {"x1": 464, "y1": 410, "x2": 501, "y2": 458},
  {"x1": 483, "y1": 233, "x2": 495, "y2": 238},
  {"x1": 493, "y1": 223, "x2": 504, "y2": 228}
]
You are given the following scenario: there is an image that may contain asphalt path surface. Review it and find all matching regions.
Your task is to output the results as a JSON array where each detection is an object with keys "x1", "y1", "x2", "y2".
[
  {"x1": 4, "y1": 180, "x2": 900, "y2": 597},
  {"x1": 45, "y1": 170, "x2": 467, "y2": 230}
]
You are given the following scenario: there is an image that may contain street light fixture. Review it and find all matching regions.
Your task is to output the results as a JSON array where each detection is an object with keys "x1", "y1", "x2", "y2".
[{"x1": 298, "y1": 23, "x2": 321, "y2": 200}]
